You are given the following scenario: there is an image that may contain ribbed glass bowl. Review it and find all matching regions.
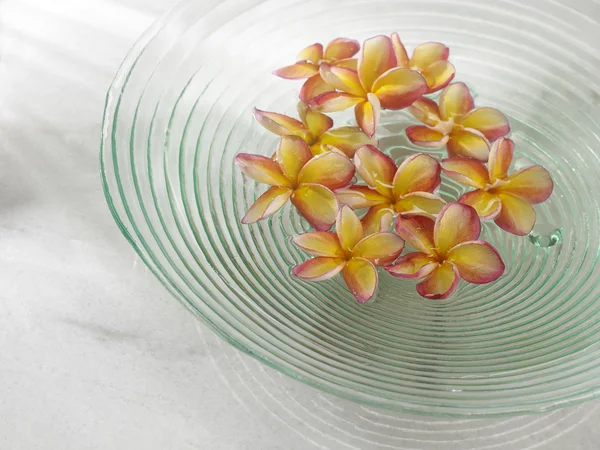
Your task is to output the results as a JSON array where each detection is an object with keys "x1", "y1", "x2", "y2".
[{"x1": 101, "y1": 0, "x2": 600, "y2": 416}]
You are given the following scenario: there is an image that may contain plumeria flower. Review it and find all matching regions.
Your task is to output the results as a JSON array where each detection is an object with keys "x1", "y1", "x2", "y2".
[
  {"x1": 441, "y1": 138, "x2": 553, "y2": 236},
  {"x1": 253, "y1": 104, "x2": 374, "y2": 157},
  {"x1": 386, "y1": 203, "x2": 505, "y2": 299},
  {"x1": 293, "y1": 206, "x2": 405, "y2": 303},
  {"x1": 336, "y1": 145, "x2": 446, "y2": 234},
  {"x1": 310, "y1": 35, "x2": 428, "y2": 137},
  {"x1": 273, "y1": 38, "x2": 360, "y2": 103},
  {"x1": 406, "y1": 83, "x2": 510, "y2": 161},
  {"x1": 236, "y1": 135, "x2": 355, "y2": 230},
  {"x1": 390, "y1": 33, "x2": 455, "y2": 93}
]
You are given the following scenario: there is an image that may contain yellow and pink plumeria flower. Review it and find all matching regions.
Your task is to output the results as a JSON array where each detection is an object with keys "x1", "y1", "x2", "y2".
[
  {"x1": 406, "y1": 82, "x2": 510, "y2": 161},
  {"x1": 336, "y1": 145, "x2": 446, "y2": 234},
  {"x1": 293, "y1": 206, "x2": 405, "y2": 303},
  {"x1": 441, "y1": 138, "x2": 554, "y2": 236},
  {"x1": 253, "y1": 104, "x2": 373, "y2": 157},
  {"x1": 386, "y1": 202, "x2": 505, "y2": 299},
  {"x1": 273, "y1": 38, "x2": 360, "y2": 103},
  {"x1": 236, "y1": 135, "x2": 355, "y2": 230},
  {"x1": 310, "y1": 35, "x2": 429, "y2": 137},
  {"x1": 237, "y1": 33, "x2": 554, "y2": 302},
  {"x1": 391, "y1": 33, "x2": 455, "y2": 93}
]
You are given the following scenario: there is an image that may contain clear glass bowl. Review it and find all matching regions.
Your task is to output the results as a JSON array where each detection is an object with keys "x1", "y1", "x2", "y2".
[{"x1": 100, "y1": 0, "x2": 600, "y2": 416}]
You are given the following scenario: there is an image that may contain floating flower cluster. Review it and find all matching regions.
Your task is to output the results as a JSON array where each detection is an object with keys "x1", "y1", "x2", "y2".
[{"x1": 236, "y1": 34, "x2": 554, "y2": 302}]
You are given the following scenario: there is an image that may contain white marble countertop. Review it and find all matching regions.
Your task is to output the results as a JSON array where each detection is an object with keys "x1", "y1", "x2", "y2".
[{"x1": 2, "y1": 0, "x2": 600, "y2": 448}]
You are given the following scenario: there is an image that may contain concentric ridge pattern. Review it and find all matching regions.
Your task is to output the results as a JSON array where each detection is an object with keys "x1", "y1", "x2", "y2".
[{"x1": 101, "y1": 0, "x2": 600, "y2": 416}]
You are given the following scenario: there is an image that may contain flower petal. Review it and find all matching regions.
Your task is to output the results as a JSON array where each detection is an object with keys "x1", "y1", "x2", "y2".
[
  {"x1": 319, "y1": 64, "x2": 366, "y2": 97},
  {"x1": 372, "y1": 67, "x2": 428, "y2": 110},
  {"x1": 241, "y1": 186, "x2": 292, "y2": 224},
  {"x1": 459, "y1": 190, "x2": 502, "y2": 220},
  {"x1": 410, "y1": 42, "x2": 449, "y2": 69},
  {"x1": 390, "y1": 32, "x2": 410, "y2": 67},
  {"x1": 439, "y1": 83, "x2": 474, "y2": 121},
  {"x1": 497, "y1": 166, "x2": 554, "y2": 204},
  {"x1": 335, "y1": 186, "x2": 390, "y2": 209},
  {"x1": 440, "y1": 157, "x2": 489, "y2": 188},
  {"x1": 297, "y1": 151, "x2": 355, "y2": 189},
  {"x1": 421, "y1": 60, "x2": 455, "y2": 93},
  {"x1": 275, "y1": 136, "x2": 313, "y2": 182},
  {"x1": 447, "y1": 241, "x2": 505, "y2": 284},
  {"x1": 447, "y1": 129, "x2": 490, "y2": 161},
  {"x1": 273, "y1": 62, "x2": 319, "y2": 79},
  {"x1": 291, "y1": 184, "x2": 339, "y2": 231},
  {"x1": 394, "y1": 215, "x2": 436, "y2": 256},
  {"x1": 488, "y1": 137, "x2": 514, "y2": 183},
  {"x1": 354, "y1": 144, "x2": 396, "y2": 197},
  {"x1": 416, "y1": 262, "x2": 460, "y2": 299},
  {"x1": 395, "y1": 192, "x2": 446, "y2": 218},
  {"x1": 336, "y1": 205, "x2": 364, "y2": 252},
  {"x1": 310, "y1": 92, "x2": 364, "y2": 113},
  {"x1": 406, "y1": 126, "x2": 449, "y2": 148},
  {"x1": 296, "y1": 43, "x2": 323, "y2": 63},
  {"x1": 236, "y1": 153, "x2": 292, "y2": 187},
  {"x1": 434, "y1": 202, "x2": 481, "y2": 256},
  {"x1": 361, "y1": 205, "x2": 395, "y2": 235},
  {"x1": 253, "y1": 108, "x2": 308, "y2": 139},
  {"x1": 408, "y1": 97, "x2": 441, "y2": 127},
  {"x1": 342, "y1": 258, "x2": 378, "y2": 303},
  {"x1": 494, "y1": 193, "x2": 536, "y2": 236},
  {"x1": 293, "y1": 257, "x2": 346, "y2": 281},
  {"x1": 358, "y1": 35, "x2": 397, "y2": 91},
  {"x1": 299, "y1": 75, "x2": 336, "y2": 103},
  {"x1": 324, "y1": 38, "x2": 360, "y2": 61},
  {"x1": 352, "y1": 232, "x2": 405, "y2": 266},
  {"x1": 293, "y1": 231, "x2": 344, "y2": 257},
  {"x1": 393, "y1": 153, "x2": 442, "y2": 197},
  {"x1": 318, "y1": 126, "x2": 375, "y2": 158},
  {"x1": 303, "y1": 109, "x2": 333, "y2": 139},
  {"x1": 334, "y1": 58, "x2": 358, "y2": 69},
  {"x1": 460, "y1": 107, "x2": 510, "y2": 141},
  {"x1": 386, "y1": 252, "x2": 438, "y2": 279},
  {"x1": 355, "y1": 94, "x2": 380, "y2": 138}
]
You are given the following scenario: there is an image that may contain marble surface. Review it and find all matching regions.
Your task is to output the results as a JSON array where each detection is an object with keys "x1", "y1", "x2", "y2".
[{"x1": 2, "y1": 0, "x2": 600, "y2": 448}]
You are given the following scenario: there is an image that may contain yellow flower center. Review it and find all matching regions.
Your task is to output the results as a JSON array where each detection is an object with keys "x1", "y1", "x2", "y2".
[
  {"x1": 304, "y1": 133, "x2": 317, "y2": 146},
  {"x1": 484, "y1": 179, "x2": 508, "y2": 193},
  {"x1": 392, "y1": 195, "x2": 404, "y2": 213},
  {"x1": 434, "y1": 118, "x2": 455, "y2": 136}
]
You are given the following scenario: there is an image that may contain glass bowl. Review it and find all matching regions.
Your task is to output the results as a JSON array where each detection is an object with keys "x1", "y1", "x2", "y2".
[{"x1": 101, "y1": 0, "x2": 600, "y2": 416}]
